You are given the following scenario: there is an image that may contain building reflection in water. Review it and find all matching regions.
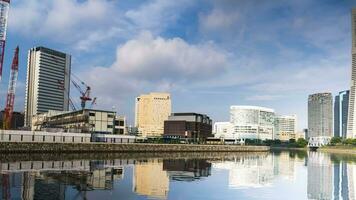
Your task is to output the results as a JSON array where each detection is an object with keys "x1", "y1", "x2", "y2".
[
  {"x1": 133, "y1": 160, "x2": 169, "y2": 199},
  {"x1": 307, "y1": 151, "x2": 356, "y2": 200},
  {"x1": 163, "y1": 159, "x2": 211, "y2": 181},
  {"x1": 0, "y1": 153, "x2": 356, "y2": 200},
  {"x1": 213, "y1": 153, "x2": 276, "y2": 188}
]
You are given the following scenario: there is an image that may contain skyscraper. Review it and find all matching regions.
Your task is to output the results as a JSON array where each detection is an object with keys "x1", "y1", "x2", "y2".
[
  {"x1": 308, "y1": 93, "x2": 333, "y2": 138},
  {"x1": 135, "y1": 92, "x2": 171, "y2": 137},
  {"x1": 24, "y1": 47, "x2": 71, "y2": 127},
  {"x1": 334, "y1": 90, "x2": 349, "y2": 138},
  {"x1": 347, "y1": 8, "x2": 356, "y2": 138}
]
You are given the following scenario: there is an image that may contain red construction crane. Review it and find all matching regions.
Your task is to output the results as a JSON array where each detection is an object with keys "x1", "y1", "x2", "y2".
[
  {"x1": 0, "y1": 0, "x2": 10, "y2": 81},
  {"x1": 71, "y1": 74, "x2": 93, "y2": 110},
  {"x1": 3, "y1": 46, "x2": 18, "y2": 130}
]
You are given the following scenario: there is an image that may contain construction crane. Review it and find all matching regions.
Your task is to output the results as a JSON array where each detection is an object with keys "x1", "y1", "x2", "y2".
[
  {"x1": 71, "y1": 74, "x2": 94, "y2": 110},
  {"x1": 0, "y1": 0, "x2": 10, "y2": 81},
  {"x1": 3, "y1": 46, "x2": 18, "y2": 130}
]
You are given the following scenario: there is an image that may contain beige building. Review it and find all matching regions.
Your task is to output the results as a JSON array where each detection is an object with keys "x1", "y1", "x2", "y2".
[
  {"x1": 275, "y1": 115, "x2": 297, "y2": 141},
  {"x1": 133, "y1": 160, "x2": 169, "y2": 199},
  {"x1": 135, "y1": 92, "x2": 171, "y2": 137}
]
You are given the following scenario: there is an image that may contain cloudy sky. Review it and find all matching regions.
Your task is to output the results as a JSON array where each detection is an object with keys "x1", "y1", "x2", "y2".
[{"x1": 0, "y1": 0, "x2": 353, "y2": 130}]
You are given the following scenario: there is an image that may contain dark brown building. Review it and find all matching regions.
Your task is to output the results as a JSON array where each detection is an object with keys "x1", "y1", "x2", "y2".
[
  {"x1": 0, "y1": 111, "x2": 25, "y2": 129},
  {"x1": 163, "y1": 113, "x2": 212, "y2": 142}
]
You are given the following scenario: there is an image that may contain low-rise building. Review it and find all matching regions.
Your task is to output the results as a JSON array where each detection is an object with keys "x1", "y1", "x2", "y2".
[
  {"x1": 163, "y1": 113, "x2": 212, "y2": 142},
  {"x1": 114, "y1": 116, "x2": 127, "y2": 135},
  {"x1": 31, "y1": 109, "x2": 116, "y2": 134}
]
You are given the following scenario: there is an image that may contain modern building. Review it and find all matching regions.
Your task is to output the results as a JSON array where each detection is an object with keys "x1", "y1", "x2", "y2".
[
  {"x1": 348, "y1": 8, "x2": 356, "y2": 139},
  {"x1": 163, "y1": 113, "x2": 212, "y2": 142},
  {"x1": 274, "y1": 115, "x2": 297, "y2": 141},
  {"x1": 135, "y1": 92, "x2": 171, "y2": 137},
  {"x1": 308, "y1": 93, "x2": 333, "y2": 145},
  {"x1": 24, "y1": 46, "x2": 71, "y2": 127},
  {"x1": 334, "y1": 90, "x2": 349, "y2": 138},
  {"x1": 31, "y1": 109, "x2": 116, "y2": 134},
  {"x1": 0, "y1": 111, "x2": 24, "y2": 129},
  {"x1": 214, "y1": 106, "x2": 275, "y2": 140}
]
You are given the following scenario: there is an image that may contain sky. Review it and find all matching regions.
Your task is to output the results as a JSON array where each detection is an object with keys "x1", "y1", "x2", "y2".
[{"x1": 0, "y1": 0, "x2": 354, "y2": 130}]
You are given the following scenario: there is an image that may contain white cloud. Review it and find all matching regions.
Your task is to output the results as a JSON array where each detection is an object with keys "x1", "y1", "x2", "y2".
[
  {"x1": 125, "y1": 0, "x2": 192, "y2": 34},
  {"x1": 9, "y1": 0, "x2": 121, "y2": 50},
  {"x1": 82, "y1": 31, "x2": 229, "y2": 109}
]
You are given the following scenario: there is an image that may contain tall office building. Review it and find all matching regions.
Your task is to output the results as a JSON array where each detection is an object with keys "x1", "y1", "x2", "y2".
[
  {"x1": 348, "y1": 9, "x2": 356, "y2": 138},
  {"x1": 24, "y1": 47, "x2": 71, "y2": 127},
  {"x1": 334, "y1": 90, "x2": 349, "y2": 138},
  {"x1": 135, "y1": 92, "x2": 171, "y2": 137},
  {"x1": 308, "y1": 93, "x2": 333, "y2": 137}
]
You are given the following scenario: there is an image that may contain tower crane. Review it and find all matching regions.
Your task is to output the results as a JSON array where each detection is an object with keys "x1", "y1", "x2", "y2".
[
  {"x1": 71, "y1": 74, "x2": 96, "y2": 110},
  {"x1": 3, "y1": 46, "x2": 18, "y2": 130},
  {"x1": 0, "y1": 0, "x2": 10, "y2": 81}
]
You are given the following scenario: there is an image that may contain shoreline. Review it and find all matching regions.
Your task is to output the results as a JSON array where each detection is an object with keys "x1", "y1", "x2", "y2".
[
  {"x1": 0, "y1": 142, "x2": 270, "y2": 153},
  {"x1": 318, "y1": 147, "x2": 356, "y2": 155}
]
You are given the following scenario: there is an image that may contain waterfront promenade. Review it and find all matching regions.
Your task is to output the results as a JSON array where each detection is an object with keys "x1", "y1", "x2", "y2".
[{"x1": 0, "y1": 142, "x2": 269, "y2": 153}]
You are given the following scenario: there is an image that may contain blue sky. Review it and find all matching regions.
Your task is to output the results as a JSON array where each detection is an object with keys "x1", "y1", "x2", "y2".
[{"x1": 0, "y1": 0, "x2": 354, "y2": 130}]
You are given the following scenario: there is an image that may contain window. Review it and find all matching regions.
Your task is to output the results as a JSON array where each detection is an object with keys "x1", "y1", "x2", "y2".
[
  {"x1": 108, "y1": 125, "x2": 113, "y2": 128},
  {"x1": 89, "y1": 112, "x2": 96, "y2": 116}
]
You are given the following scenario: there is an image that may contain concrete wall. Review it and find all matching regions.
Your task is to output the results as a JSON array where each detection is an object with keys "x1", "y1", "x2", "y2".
[{"x1": 0, "y1": 142, "x2": 269, "y2": 153}]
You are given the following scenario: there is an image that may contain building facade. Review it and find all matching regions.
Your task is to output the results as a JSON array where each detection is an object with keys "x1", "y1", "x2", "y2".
[
  {"x1": 135, "y1": 92, "x2": 171, "y2": 137},
  {"x1": 348, "y1": 8, "x2": 356, "y2": 138},
  {"x1": 24, "y1": 46, "x2": 71, "y2": 127},
  {"x1": 274, "y1": 115, "x2": 297, "y2": 141},
  {"x1": 308, "y1": 93, "x2": 333, "y2": 143},
  {"x1": 163, "y1": 113, "x2": 212, "y2": 142},
  {"x1": 32, "y1": 109, "x2": 116, "y2": 134},
  {"x1": 0, "y1": 111, "x2": 24, "y2": 129},
  {"x1": 334, "y1": 90, "x2": 349, "y2": 138},
  {"x1": 213, "y1": 106, "x2": 275, "y2": 140}
]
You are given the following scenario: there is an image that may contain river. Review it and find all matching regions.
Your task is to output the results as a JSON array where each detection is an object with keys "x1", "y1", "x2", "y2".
[{"x1": 0, "y1": 150, "x2": 355, "y2": 200}]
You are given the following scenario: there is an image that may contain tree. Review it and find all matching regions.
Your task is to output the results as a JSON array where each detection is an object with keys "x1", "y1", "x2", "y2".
[
  {"x1": 296, "y1": 138, "x2": 308, "y2": 148},
  {"x1": 330, "y1": 137, "x2": 342, "y2": 145}
]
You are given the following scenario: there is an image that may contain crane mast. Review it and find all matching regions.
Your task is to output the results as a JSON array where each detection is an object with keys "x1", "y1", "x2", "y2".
[
  {"x1": 3, "y1": 46, "x2": 18, "y2": 130},
  {"x1": 0, "y1": 0, "x2": 10, "y2": 81}
]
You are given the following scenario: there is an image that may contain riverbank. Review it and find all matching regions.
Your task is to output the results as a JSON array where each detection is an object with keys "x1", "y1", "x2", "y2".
[
  {"x1": 318, "y1": 146, "x2": 356, "y2": 154},
  {"x1": 0, "y1": 142, "x2": 269, "y2": 153},
  {"x1": 270, "y1": 146, "x2": 307, "y2": 151}
]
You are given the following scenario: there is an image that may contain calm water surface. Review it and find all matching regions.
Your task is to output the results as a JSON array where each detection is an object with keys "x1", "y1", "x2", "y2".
[{"x1": 0, "y1": 151, "x2": 355, "y2": 200}]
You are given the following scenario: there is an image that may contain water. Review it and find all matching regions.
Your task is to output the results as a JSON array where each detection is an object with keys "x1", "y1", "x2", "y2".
[{"x1": 0, "y1": 151, "x2": 355, "y2": 200}]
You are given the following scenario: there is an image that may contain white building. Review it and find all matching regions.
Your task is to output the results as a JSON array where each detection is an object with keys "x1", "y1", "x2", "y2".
[
  {"x1": 214, "y1": 106, "x2": 275, "y2": 140},
  {"x1": 274, "y1": 115, "x2": 297, "y2": 141},
  {"x1": 348, "y1": 8, "x2": 356, "y2": 138},
  {"x1": 24, "y1": 46, "x2": 71, "y2": 127}
]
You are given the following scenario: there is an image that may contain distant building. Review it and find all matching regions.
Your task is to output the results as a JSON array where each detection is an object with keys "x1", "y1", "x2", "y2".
[
  {"x1": 348, "y1": 8, "x2": 356, "y2": 138},
  {"x1": 135, "y1": 92, "x2": 171, "y2": 137},
  {"x1": 213, "y1": 122, "x2": 233, "y2": 139},
  {"x1": 334, "y1": 90, "x2": 349, "y2": 138},
  {"x1": 214, "y1": 106, "x2": 275, "y2": 140},
  {"x1": 24, "y1": 46, "x2": 71, "y2": 127},
  {"x1": 0, "y1": 111, "x2": 24, "y2": 129},
  {"x1": 32, "y1": 109, "x2": 115, "y2": 134},
  {"x1": 163, "y1": 113, "x2": 212, "y2": 142},
  {"x1": 308, "y1": 93, "x2": 333, "y2": 146},
  {"x1": 274, "y1": 115, "x2": 297, "y2": 141}
]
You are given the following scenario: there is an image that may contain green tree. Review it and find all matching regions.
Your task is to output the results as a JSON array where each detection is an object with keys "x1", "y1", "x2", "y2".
[
  {"x1": 296, "y1": 138, "x2": 308, "y2": 148},
  {"x1": 330, "y1": 137, "x2": 342, "y2": 145}
]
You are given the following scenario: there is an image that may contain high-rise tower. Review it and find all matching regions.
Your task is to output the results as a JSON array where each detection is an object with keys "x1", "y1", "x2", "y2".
[
  {"x1": 347, "y1": 9, "x2": 356, "y2": 138},
  {"x1": 24, "y1": 47, "x2": 71, "y2": 127},
  {"x1": 308, "y1": 93, "x2": 333, "y2": 138}
]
